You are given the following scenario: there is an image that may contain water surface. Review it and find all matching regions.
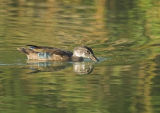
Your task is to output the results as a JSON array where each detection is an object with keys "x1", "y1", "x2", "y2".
[{"x1": 0, "y1": 0, "x2": 160, "y2": 113}]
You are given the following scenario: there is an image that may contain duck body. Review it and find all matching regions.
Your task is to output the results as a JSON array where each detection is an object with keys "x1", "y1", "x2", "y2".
[{"x1": 18, "y1": 45, "x2": 98, "y2": 62}]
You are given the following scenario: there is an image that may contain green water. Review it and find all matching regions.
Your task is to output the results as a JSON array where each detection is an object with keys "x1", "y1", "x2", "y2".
[{"x1": 0, "y1": 0, "x2": 160, "y2": 113}]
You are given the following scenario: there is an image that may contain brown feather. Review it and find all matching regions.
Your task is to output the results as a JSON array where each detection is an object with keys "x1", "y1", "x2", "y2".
[
  {"x1": 18, "y1": 45, "x2": 73, "y2": 61},
  {"x1": 27, "y1": 45, "x2": 73, "y2": 56}
]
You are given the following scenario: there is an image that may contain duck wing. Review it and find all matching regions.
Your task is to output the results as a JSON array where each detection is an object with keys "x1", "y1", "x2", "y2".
[
  {"x1": 27, "y1": 45, "x2": 58, "y2": 49},
  {"x1": 50, "y1": 49, "x2": 73, "y2": 57},
  {"x1": 26, "y1": 45, "x2": 73, "y2": 57}
]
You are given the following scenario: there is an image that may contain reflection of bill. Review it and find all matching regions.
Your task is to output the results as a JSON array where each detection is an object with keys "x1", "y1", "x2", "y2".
[{"x1": 73, "y1": 62, "x2": 94, "y2": 75}]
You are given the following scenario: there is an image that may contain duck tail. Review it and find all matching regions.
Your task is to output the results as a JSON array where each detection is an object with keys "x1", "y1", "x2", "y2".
[{"x1": 17, "y1": 47, "x2": 30, "y2": 55}]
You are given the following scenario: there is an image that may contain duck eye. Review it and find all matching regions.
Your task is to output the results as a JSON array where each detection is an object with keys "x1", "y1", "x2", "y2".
[{"x1": 86, "y1": 51, "x2": 90, "y2": 54}]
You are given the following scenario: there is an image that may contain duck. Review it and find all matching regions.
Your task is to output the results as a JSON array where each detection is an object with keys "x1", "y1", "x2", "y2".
[{"x1": 17, "y1": 45, "x2": 99, "y2": 62}]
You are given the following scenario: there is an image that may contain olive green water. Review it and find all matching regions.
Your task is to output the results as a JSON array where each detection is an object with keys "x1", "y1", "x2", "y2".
[{"x1": 0, "y1": 0, "x2": 160, "y2": 113}]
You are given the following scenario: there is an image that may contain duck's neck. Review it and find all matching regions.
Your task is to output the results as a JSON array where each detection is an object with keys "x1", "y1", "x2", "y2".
[{"x1": 71, "y1": 55, "x2": 83, "y2": 62}]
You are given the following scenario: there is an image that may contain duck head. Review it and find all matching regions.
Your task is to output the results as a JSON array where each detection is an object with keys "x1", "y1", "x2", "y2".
[{"x1": 73, "y1": 46, "x2": 99, "y2": 62}]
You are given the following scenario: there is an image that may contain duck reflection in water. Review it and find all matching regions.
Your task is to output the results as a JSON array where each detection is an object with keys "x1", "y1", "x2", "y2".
[
  {"x1": 27, "y1": 60, "x2": 94, "y2": 75},
  {"x1": 27, "y1": 60, "x2": 68, "y2": 73},
  {"x1": 73, "y1": 62, "x2": 94, "y2": 75}
]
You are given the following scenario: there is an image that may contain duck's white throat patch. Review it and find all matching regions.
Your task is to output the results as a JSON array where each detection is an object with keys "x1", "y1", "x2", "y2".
[{"x1": 73, "y1": 51, "x2": 85, "y2": 57}]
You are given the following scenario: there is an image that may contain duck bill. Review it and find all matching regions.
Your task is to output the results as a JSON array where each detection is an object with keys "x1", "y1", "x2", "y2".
[{"x1": 90, "y1": 55, "x2": 99, "y2": 62}]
